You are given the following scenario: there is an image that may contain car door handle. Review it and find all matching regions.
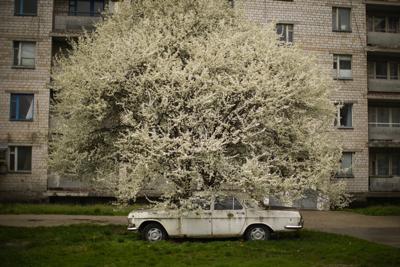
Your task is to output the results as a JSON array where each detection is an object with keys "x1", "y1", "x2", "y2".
[{"x1": 236, "y1": 212, "x2": 245, "y2": 215}]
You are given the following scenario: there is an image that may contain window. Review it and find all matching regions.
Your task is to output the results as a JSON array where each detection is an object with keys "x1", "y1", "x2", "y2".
[
  {"x1": 369, "y1": 107, "x2": 400, "y2": 128},
  {"x1": 13, "y1": 41, "x2": 36, "y2": 67},
  {"x1": 276, "y1": 24, "x2": 294, "y2": 43},
  {"x1": 233, "y1": 197, "x2": 243, "y2": 210},
  {"x1": 333, "y1": 55, "x2": 352, "y2": 79},
  {"x1": 9, "y1": 146, "x2": 32, "y2": 172},
  {"x1": 332, "y1": 7, "x2": 351, "y2": 32},
  {"x1": 69, "y1": 0, "x2": 105, "y2": 16},
  {"x1": 368, "y1": 61, "x2": 400, "y2": 80},
  {"x1": 371, "y1": 153, "x2": 400, "y2": 177},
  {"x1": 337, "y1": 152, "x2": 353, "y2": 177},
  {"x1": 368, "y1": 16, "x2": 400, "y2": 33},
  {"x1": 214, "y1": 196, "x2": 243, "y2": 210},
  {"x1": 335, "y1": 103, "x2": 353, "y2": 128},
  {"x1": 15, "y1": 0, "x2": 37, "y2": 16},
  {"x1": 10, "y1": 94, "x2": 34, "y2": 121},
  {"x1": 0, "y1": 147, "x2": 7, "y2": 173}
]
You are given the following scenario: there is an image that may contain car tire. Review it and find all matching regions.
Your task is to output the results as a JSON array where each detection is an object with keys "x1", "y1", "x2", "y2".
[
  {"x1": 245, "y1": 225, "x2": 271, "y2": 241},
  {"x1": 142, "y1": 223, "x2": 167, "y2": 242}
]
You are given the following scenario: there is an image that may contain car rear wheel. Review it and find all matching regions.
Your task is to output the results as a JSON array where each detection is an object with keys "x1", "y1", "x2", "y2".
[
  {"x1": 245, "y1": 225, "x2": 271, "y2": 241},
  {"x1": 142, "y1": 223, "x2": 167, "y2": 242}
]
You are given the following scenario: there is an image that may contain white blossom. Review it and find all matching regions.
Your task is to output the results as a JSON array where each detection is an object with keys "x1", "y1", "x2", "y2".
[{"x1": 50, "y1": 0, "x2": 350, "y2": 209}]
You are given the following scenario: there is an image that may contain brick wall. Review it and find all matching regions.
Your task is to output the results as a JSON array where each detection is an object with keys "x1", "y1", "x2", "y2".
[
  {"x1": 0, "y1": 0, "x2": 53, "y2": 200},
  {"x1": 240, "y1": 0, "x2": 370, "y2": 192}
]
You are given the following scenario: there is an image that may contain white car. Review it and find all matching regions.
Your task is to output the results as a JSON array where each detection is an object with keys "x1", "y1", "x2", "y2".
[{"x1": 127, "y1": 195, "x2": 303, "y2": 241}]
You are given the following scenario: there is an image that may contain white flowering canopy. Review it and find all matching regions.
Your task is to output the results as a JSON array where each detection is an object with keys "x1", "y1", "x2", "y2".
[{"x1": 50, "y1": 0, "x2": 349, "y2": 208}]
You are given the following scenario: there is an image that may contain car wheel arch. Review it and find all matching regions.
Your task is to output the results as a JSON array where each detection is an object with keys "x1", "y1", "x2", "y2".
[
  {"x1": 243, "y1": 223, "x2": 273, "y2": 236},
  {"x1": 138, "y1": 220, "x2": 168, "y2": 236}
]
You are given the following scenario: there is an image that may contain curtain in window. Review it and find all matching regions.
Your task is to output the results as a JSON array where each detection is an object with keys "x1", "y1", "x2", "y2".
[
  {"x1": 339, "y1": 8, "x2": 350, "y2": 31},
  {"x1": 19, "y1": 95, "x2": 34, "y2": 120},
  {"x1": 339, "y1": 153, "x2": 352, "y2": 176},
  {"x1": 20, "y1": 42, "x2": 35, "y2": 66}
]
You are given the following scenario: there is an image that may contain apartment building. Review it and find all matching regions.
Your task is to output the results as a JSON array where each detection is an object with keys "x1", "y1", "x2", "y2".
[{"x1": 0, "y1": 0, "x2": 399, "y2": 203}]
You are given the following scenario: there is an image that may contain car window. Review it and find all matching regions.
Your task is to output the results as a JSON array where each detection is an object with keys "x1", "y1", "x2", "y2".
[
  {"x1": 214, "y1": 196, "x2": 234, "y2": 210},
  {"x1": 233, "y1": 197, "x2": 243, "y2": 210}
]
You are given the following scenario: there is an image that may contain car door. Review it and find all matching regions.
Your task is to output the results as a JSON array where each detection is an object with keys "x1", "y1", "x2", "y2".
[
  {"x1": 212, "y1": 196, "x2": 246, "y2": 237},
  {"x1": 180, "y1": 199, "x2": 212, "y2": 237}
]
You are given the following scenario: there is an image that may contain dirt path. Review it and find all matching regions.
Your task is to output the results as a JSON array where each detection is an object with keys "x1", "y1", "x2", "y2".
[{"x1": 1, "y1": 211, "x2": 399, "y2": 248}]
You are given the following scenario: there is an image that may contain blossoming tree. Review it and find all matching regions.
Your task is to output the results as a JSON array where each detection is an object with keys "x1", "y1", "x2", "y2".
[{"x1": 50, "y1": 0, "x2": 349, "y2": 208}]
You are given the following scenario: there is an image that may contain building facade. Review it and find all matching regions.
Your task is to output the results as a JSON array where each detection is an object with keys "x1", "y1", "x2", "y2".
[{"x1": 0, "y1": 0, "x2": 399, "y2": 202}]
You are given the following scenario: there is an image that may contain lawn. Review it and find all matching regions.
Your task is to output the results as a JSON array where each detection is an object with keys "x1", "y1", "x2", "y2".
[
  {"x1": 0, "y1": 225, "x2": 399, "y2": 267},
  {"x1": 0, "y1": 203, "x2": 146, "y2": 216},
  {"x1": 345, "y1": 205, "x2": 400, "y2": 216}
]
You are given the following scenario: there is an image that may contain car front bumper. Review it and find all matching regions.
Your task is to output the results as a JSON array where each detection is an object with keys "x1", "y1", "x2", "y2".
[
  {"x1": 284, "y1": 216, "x2": 304, "y2": 230},
  {"x1": 127, "y1": 224, "x2": 138, "y2": 231}
]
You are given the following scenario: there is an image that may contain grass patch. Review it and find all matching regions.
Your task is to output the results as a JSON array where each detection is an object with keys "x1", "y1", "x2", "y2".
[
  {"x1": 0, "y1": 225, "x2": 399, "y2": 267},
  {"x1": 0, "y1": 203, "x2": 146, "y2": 216},
  {"x1": 345, "y1": 205, "x2": 400, "y2": 216}
]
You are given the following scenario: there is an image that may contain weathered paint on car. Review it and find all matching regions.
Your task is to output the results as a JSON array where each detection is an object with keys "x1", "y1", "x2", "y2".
[{"x1": 127, "y1": 195, "x2": 303, "y2": 239}]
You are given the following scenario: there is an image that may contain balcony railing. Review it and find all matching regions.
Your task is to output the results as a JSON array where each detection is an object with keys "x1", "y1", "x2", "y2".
[
  {"x1": 53, "y1": 12, "x2": 102, "y2": 33},
  {"x1": 368, "y1": 79, "x2": 400, "y2": 93},
  {"x1": 368, "y1": 32, "x2": 400, "y2": 49},
  {"x1": 369, "y1": 122, "x2": 400, "y2": 141},
  {"x1": 370, "y1": 176, "x2": 400, "y2": 192}
]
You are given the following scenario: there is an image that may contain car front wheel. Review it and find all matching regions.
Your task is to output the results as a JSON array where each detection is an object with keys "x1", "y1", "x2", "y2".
[
  {"x1": 245, "y1": 225, "x2": 271, "y2": 241},
  {"x1": 142, "y1": 223, "x2": 167, "y2": 242}
]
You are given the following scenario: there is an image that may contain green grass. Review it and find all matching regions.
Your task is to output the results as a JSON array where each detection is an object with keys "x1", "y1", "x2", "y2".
[
  {"x1": 0, "y1": 225, "x2": 399, "y2": 267},
  {"x1": 0, "y1": 203, "x2": 147, "y2": 216},
  {"x1": 345, "y1": 204, "x2": 400, "y2": 216}
]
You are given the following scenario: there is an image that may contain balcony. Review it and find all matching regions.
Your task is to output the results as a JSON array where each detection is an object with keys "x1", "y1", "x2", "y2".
[
  {"x1": 369, "y1": 124, "x2": 400, "y2": 142},
  {"x1": 368, "y1": 32, "x2": 400, "y2": 50},
  {"x1": 53, "y1": 12, "x2": 102, "y2": 33},
  {"x1": 369, "y1": 79, "x2": 400, "y2": 93},
  {"x1": 369, "y1": 148, "x2": 400, "y2": 192}
]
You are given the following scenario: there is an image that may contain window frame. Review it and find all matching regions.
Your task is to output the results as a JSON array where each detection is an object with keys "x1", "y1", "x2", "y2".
[
  {"x1": 14, "y1": 0, "x2": 38, "y2": 16},
  {"x1": 13, "y1": 41, "x2": 36, "y2": 68},
  {"x1": 336, "y1": 152, "x2": 354, "y2": 178},
  {"x1": 371, "y1": 153, "x2": 400, "y2": 177},
  {"x1": 68, "y1": 0, "x2": 105, "y2": 16},
  {"x1": 332, "y1": 7, "x2": 352, "y2": 32},
  {"x1": 368, "y1": 61, "x2": 400, "y2": 80},
  {"x1": 369, "y1": 106, "x2": 400, "y2": 128},
  {"x1": 368, "y1": 15, "x2": 400, "y2": 33},
  {"x1": 333, "y1": 54, "x2": 353, "y2": 80},
  {"x1": 276, "y1": 23, "x2": 294, "y2": 44},
  {"x1": 335, "y1": 103, "x2": 353, "y2": 128},
  {"x1": 8, "y1": 146, "x2": 32, "y2": 173},
  {"x1": 9, "y1": 93, "x2": 35, "y2": 121}
]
